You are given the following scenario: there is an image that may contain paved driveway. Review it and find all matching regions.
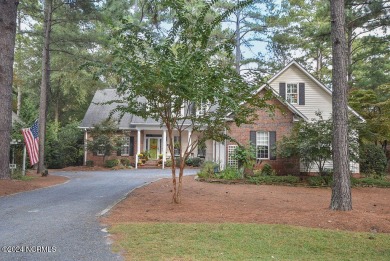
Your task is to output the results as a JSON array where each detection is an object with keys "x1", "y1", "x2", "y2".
[{"x1": 0, "y1": 169, "x2": 198, "y2": 261}]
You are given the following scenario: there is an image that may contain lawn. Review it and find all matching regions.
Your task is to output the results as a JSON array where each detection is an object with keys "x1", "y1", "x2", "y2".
[{"x1": 109, "y1": 223, "x2": 390, "y2": 261}]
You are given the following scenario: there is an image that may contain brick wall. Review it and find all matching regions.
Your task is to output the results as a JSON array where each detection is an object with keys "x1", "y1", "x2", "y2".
[
  {"x1": 226, "y1": 93, "x2": 300, "y2": 175},
  {"x1": 85, "y1": 132, "x2": 141, "y2": 167}
]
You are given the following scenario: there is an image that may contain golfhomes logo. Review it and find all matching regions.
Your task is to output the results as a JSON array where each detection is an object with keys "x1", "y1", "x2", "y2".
[{"x1": 1, "y1": 245, "x2": 57, "y2": 253}]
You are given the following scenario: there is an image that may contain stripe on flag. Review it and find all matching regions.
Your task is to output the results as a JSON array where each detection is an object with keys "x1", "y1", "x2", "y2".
[{"x1": 22, "y1": 120, "x2": 39, "y2": 166}]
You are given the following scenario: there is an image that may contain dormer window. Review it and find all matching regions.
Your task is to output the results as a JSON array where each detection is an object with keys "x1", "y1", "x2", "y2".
[
  {"x1": 286, "y1": 83, "x2": 298, "y2": 104},
  {"x1": 196, "y1": 100, "x2": 211, "y2": 116},
  {"x1": 279, "y1": 82, "x2": 305, "y2": 105}
]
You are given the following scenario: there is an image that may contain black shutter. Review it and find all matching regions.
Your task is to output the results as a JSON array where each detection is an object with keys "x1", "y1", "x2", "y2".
[
  {"x1": 93, "y1": 151, "x2": 97, "y2": 156},
  {"x1": 129, "y1": 136, "x2": 134, "y2": 156},
  {"x1": 250, "y1": 131, "x2": 256, "y2": 146},
  {"x1": 117, "y1": 149, "x2": 121, "y2": 156},
  {"x1": 299, "y1": 83, "x2": 305, "y2": 105},
  {"x1": 269, "y1": 131, "x2": 276, "y2": 160},
  {"x1": 279, "y1": 82, "x2": 286, "y2": 100}
]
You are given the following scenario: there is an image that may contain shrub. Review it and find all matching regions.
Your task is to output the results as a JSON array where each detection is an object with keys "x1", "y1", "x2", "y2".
[
  {"x1": 307, "y1": 176, "x2": 332, "y2": 187},
  {"x1": 217, "y1": 168, "x2": 241, "y2": 180},
  {"x1": 86, "y1": 160, "x2": 94, "y2": 167},
  {"x1": 248, "y1": 175, "x2": 300, "y2": 185},
  {"x1": 351, "y1": 177, "x2": 390, "y2": 188},
  {"x1": 360, "y1": 144, "x2": 388, "y2": 177},
  {"x1": 120, "y1": 158, "x2": 131, "y2": 166},
  {"x1": 165, "y1": 160, "x2": 172, "y2": 167},
  {"x1": 198, "y1": 161, "x2": 219, "y2": 179},
  {"x1": 260, "y1": 163, "x2": 275, "y2": 176},
  {"x1": 186, "y1": 157, "x2": 204, "y2": 167},
  {"x1": 105, "y1": 159, "x2": 120, "y2": 168}
]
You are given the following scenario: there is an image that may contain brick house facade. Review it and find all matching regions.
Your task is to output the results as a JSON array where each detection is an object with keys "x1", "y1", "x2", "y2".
[{"x1": 81, "y1": 61, "x2": 364, "y2": 173}]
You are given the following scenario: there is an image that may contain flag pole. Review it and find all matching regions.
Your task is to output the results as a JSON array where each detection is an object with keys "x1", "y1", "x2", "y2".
[{"x1": 22, "y1": 144, "x2": 26, "y2": 176}]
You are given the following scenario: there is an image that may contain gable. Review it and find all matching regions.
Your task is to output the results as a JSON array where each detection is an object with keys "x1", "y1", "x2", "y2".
[{"x1": 269, "y1": 63, "x2": 333, "y2": 121}]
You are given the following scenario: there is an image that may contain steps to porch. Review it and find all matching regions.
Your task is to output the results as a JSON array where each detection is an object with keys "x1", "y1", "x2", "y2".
[{"x1": 138, "y1": 160, "x2": 162, "y2": 169}]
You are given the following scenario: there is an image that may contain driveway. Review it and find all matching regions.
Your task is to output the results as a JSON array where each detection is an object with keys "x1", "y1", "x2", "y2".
[{"x1": 0, "y1": 168, "x2": 198, "y2": 261}]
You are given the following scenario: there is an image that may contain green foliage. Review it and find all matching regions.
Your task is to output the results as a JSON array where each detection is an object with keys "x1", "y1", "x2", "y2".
[
  {"x1": 105, "y1": 159, "x2": 120, "y2": 168},
  {"x1": 120, "y1": 158, "x2": 131, "y2": 166},
  {"x1": 278, "y1": 112, "x2": 359, "y2": 175},
  {"x1": 351, "y1": 177, "x2": 390, "y2": 188},
  {"x1": 165, "y1": 160, "x2": 172, "y2": 167},
  {"x1": 88, "y1": 119, "x2": 119, "y2": 161},
  {"x1": 198, "y1": 161, "x2": 219, "y2": 179},
  {"x1": 307, "y1": 175, "x2": 333, "y2": 187},
  {"x1": 185, "y1": 157, "x2": 204, "y2": 167},
  {"x1": 260, "y1": 163, "x2": 275, "y2": 176},
  {"x1": 217, "y1": 167, "x2": 241, "y2": 180},
  {"x1": 233, "y1": 144, "x2": 256, "y2": 169},
  {"x1": 359, "y1": 143, "x2": 388, "y2": 177},
  {"x1": 248, "y1": 175, "x2": 300, "y2": 185},
  {"x1": 45, "y1": 121, "x2": 84, "y2": 169},
  {"x1": 349, "y1": 87, "x2": 390, "y2": 147},
  {"x1": 86, "y1": 160, "x2": 94, "y2": 167}
]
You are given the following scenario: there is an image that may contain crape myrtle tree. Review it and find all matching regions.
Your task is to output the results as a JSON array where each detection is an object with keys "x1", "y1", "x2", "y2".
[
  {"x1": 277, "y1": 112, "x2": 359, "y2": 176},
  {"x1": 106, "y1": 0, "x2": 272, "y2": 203}
]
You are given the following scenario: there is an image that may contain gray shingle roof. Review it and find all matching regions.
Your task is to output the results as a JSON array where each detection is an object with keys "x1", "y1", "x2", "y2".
[{"x1": 80, "y1": 89, "x2": 161, "y2": 129}]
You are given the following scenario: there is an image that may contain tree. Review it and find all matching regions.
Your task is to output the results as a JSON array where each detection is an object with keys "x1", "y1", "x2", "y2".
[
  {"x1": 0, "y1": 1, "x2": 19, "y2": 179},
  {"x1": 330, "y1": 0, "x2": 352, "y2": 211},
  {"x1": 106, "y1": 0, "x2": 271, "y2": 203},
  {"x1": 277, "y1": 112, "x2": 359, "y2": 176}
]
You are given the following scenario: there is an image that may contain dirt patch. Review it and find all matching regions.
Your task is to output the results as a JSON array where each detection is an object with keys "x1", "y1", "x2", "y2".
[
  {"x1": 102, "y1": 175, "x2": 390, "y2": 233},
  {"x1": 0, "y1": 170, "x2": 68, "y2": 197}
]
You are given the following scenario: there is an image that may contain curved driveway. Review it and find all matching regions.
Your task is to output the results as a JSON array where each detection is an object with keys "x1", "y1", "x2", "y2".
[{"x1": 0, "y1": 169, "x2": 197, "y2": 261}]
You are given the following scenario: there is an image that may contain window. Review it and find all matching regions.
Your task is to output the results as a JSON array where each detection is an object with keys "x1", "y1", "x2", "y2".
[
  {"x1": 97, "y1": 145, "x2": 105, "y2": 156},
  {"x1": 121, "y1": 137, "x2": 130, "y2": 156},
  {"x1": 286, "y1": 83, "x2": 298, "y2": 104},
  {"x1": 196, "y1": 101, "x2": 211, "y2": 116},
  {"x1": 256, "y1": 131, "x2": 269, "y2": 159}
]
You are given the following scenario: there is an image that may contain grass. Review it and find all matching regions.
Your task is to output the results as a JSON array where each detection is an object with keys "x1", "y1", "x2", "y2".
[{"x1": 109, "y1": 223, "x2": 390, "y2": 261}]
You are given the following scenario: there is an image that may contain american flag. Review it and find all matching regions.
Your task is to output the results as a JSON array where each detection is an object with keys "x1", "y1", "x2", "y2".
[{"x1": 22, "y1": 120, "x2": 39, "y2": 166}]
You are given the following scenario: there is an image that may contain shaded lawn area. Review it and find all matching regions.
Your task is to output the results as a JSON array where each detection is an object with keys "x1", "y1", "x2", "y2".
[{"x1": 109, "y1": 223, "x2": 390, "y2": 261}]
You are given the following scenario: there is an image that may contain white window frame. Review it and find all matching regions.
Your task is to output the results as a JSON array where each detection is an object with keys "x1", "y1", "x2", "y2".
[
  {"x1": 256, "y1": 131, "x2": 269, "y2": 160},
  {"x1": 121, "y1": 136, "x2": 130, "y2": 156},
  {"x1": 286, "y1": 83, "x2": 298, "y2": 104},
  {"x1": 196, "y1": 100, "x2": 211, "y2": 116},
  {"x1": 97, "y1": 144, "x2": 105, "y2": 156},
  {"x1": 170, "y1": 96, "x2": 185, "y2": 117}
]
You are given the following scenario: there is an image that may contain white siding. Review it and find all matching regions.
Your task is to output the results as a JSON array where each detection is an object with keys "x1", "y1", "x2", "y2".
[{"x1": 269, "y1": 64, "x2": 333, "y2": 121}]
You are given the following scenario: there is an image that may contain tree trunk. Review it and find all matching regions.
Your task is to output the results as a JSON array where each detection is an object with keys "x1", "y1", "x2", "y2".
[
  {"x1": 346, "y1": 26, "x2": 353, "y2": 87},
  {"x1": 330, "y1": 0, "x2": 352, "y2": 211},
  {"x1": 38, "y1": 0, "x2": 52, "y2": 175},
  {"x1": 0, "y1": 1, "x2": 18, "y2": 180}
]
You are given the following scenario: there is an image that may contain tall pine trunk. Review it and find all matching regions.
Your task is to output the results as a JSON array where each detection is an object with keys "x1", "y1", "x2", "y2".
[
  {"x1": 0, "y1": 0, "x2": 18, "y2": 180},
  {"x1": 330, "y1": 0, "x2": 352, "y2": 211},
  {"x1": 38, "y1": 0, "x2": 52, "y2": 174}
]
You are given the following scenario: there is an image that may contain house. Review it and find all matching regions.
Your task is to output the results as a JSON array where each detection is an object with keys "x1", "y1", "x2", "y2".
[{"x1": 80, "y1": 61, "x2": 363, "y2": 174}]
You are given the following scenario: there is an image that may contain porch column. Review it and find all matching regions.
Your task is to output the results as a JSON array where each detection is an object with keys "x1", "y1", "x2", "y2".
[
  {"x1": 162, "y1": 129, "x2": 167, "y2": 169},
  {"x1": 188, "y1": 130, "x2": 192, "y2": 156},
  {"x1": 212, "y1": 140, "x2": 216, "y2": 162},
  {"x1": 136, "y1": 129, "x2": 141, "y2": 169}
]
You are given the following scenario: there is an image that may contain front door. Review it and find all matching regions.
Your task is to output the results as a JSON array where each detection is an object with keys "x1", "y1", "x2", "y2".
[{"x1": 148, "y1": 138, "x2": 159, "y2": 159}]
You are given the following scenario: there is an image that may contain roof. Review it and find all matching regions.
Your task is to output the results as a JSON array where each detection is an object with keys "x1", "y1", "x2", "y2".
[{"x1": 80, "y1": 89, "x2": 159, "y2": 129}]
